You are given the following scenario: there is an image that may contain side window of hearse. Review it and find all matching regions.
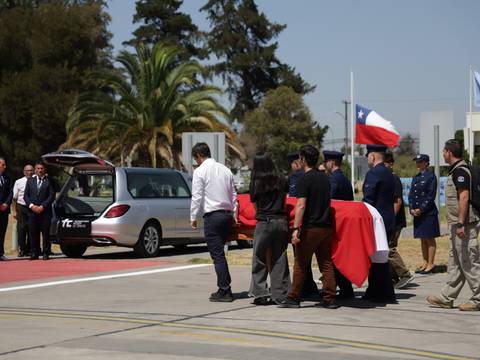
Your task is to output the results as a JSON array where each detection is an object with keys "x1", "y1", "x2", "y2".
[{"x1": 127, "y1": 173, "x2": 190, "y2": 199}]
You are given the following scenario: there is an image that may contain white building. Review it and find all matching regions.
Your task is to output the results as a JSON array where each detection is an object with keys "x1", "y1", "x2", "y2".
[{"x1": 464, "y1": 112, "x2": 480, "y2": 161}]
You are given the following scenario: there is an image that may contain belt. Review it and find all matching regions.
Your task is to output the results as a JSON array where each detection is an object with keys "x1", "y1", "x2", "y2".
[
  {"x1": 204, "y1": 210, "x2": 232, "y2": 217},
  {"x1": 257, "y1": 215, "x2": 287, "y2": 222}
]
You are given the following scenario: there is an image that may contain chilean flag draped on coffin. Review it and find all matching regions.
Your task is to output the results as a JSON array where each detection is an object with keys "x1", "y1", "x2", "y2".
[
  {"x1": 235, "y1": 194, "x2": 389, "y2": 287},
  {"x1": 355, "y1": 104, "x2": 399, "y2": 147}
]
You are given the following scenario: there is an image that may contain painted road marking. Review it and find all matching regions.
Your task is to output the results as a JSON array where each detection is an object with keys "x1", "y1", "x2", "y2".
[
  {"x1": 0, "y1": 308, "x2": 474, "y2": 360},
  {"x1": 0, "y1": 264, "x2": 212, "y2": 293}
]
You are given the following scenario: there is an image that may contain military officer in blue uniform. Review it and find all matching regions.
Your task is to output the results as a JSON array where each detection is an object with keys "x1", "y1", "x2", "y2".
[
  {"x1": 323, "y1": 150, "x2": 354, "y2": 201},
  {"x1": 408, "y1": 154, "x2": 440, "y2": 274},
  {"x1": 323, "y1": 150, "x2": 355, "y2": 299},
  {"x1": 287, "y1": 151, "x2": 304, "y2": 197},
  {"x1": 362, "y1": 144, "x2": 396, "y2": 303}
]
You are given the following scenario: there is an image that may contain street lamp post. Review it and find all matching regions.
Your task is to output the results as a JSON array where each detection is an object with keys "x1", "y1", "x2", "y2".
[{"x1": 334, "y1": 100, "x2": 350, "y2": 154}]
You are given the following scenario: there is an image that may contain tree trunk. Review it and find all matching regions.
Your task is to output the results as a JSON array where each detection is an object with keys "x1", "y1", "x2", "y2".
[{"x1": 149, "y1": 132, "x2": 157, "y2": 168}]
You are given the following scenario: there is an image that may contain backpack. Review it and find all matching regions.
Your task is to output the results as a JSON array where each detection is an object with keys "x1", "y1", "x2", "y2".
[{"x1": 458, "y1": 164, "x2": 480, "y2": 213}]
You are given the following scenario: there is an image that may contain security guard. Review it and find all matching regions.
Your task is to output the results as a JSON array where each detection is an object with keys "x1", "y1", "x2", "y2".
[
  {"x1": 323, "y1": 150, "x2": 355, "y2": 299},
  {"x1": 287, "y1": 151, "x2": 304, "y2": 197},
  {"x1": 427, "y1": 139, "x2": 480, "y2": 311},
  {"x1": 362, "y1": 144, "x2": 396, "y2": 303},
  {"x1": 323, "y1": 151, "x2": 354, "y2": 201},
  {"x1": 408, "y1": 154, "x2": 440, "y2": 275}
]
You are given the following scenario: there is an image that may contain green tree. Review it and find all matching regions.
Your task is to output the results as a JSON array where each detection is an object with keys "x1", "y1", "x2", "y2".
[
  {"x1": 243, "y1": 86, "x2": 328, "y2": 171},
  {"x1": 0, "y1": 1, "x2": 111, "y2": 178},
  {"x1": 65, "y1": 43, "x2": 245, "y2": 169},
  {"x1": 126, "y1": 0, "x2": 205, "y2": 61},
  {"x1": 201, "y1": 0, "x2": 314, "y2": 122},
  {"x1": 396, "y1": 133, "x2": 417, "y2": 156}
]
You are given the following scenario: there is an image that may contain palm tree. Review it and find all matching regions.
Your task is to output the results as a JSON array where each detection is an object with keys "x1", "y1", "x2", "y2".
[{"x1": 65, "y1": 43, "x2": 245, "y2": 169}]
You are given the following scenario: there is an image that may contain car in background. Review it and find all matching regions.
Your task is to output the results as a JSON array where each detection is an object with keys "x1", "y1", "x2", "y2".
[{"x1": 44, "y1": 149, "x2": 208, "y2": 258}]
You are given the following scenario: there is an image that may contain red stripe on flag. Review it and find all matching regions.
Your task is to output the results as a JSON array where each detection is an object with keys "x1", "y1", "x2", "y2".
[{"x1": 355, "y1": 123, "x2": 399, "y2": 147}]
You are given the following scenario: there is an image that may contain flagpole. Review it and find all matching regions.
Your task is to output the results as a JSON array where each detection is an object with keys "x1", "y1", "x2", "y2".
[
  {"x1": 469, "y1": 65, "x2": 474, "y2": 163},
  {"x1": 350, "y1": 70, "x2": 355, "y2": 189}
]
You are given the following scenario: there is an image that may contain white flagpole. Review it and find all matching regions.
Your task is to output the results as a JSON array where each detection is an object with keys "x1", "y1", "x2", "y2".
[
  {"x1": 469, "y1": 65, "x2": 474, "y2": 163},
  {"x1": 350, "y1": 70, "x2": 355, "y2": 189}
]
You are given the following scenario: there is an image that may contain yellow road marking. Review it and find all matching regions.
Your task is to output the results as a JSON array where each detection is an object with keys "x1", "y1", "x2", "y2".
[{"x1": 0, "y1": 309, "x2": 474, "y2": 360}]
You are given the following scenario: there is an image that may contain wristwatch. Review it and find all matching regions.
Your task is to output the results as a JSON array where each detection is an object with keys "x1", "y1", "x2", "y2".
[{"x1": 456, "y1": 222, "x2": 464, "y2": 228}]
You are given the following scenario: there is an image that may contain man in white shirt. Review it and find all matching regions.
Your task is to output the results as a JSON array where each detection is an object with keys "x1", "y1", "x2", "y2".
[
  {"x1": 12, "y1": 164, "x2": 34, "y2": 257},
  {"x1": 190, "y1": 143, "x2": 237, "y2": 302}
]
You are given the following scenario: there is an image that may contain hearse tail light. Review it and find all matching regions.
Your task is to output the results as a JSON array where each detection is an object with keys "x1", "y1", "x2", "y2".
[{"x1": 105, "y1": 205, "x2": 130, "y2": 218}]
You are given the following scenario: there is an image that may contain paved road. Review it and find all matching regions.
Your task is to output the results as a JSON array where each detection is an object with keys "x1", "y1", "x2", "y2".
[{"x1": 0, "y1": 247, "x2": 478, "y2": 360}]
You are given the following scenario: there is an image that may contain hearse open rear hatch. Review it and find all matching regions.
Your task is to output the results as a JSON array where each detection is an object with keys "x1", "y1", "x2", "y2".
[
  {"x1": 45, "y1": 150, "x2": 116, "y2": 234},
  {"x1": 42, "y1": 149, "x2": 114, "y2": 170}
]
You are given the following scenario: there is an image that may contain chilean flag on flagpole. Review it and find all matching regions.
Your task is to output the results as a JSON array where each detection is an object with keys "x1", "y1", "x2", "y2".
[{"x1": 355, "y1": 104, "x2": 400, "y2": 147}]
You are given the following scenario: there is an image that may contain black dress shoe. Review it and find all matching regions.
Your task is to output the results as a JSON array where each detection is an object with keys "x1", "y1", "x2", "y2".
[
  {"x1": 18, "y1": 251, "x2": 25, "y2": 258},
  {"x1": 315, "y1": 300, "x2": 341, "y2": 309},
  {"x1": 336, "y1": 292, "x2": 355, "y2": 300},
  {"x1": 277, "y1": 298, "x2": 300, "y2": 308},
  {"x1": 209, "y1": 289, "x2": 233, "y2": 302},
  {"x1": 43, "y1": 254, "x2": 49, "y2": 260},
  {"x1": 30, "y1": 254, "x2": 39, "y2": 260},
  {"x1": 252, "y1": 296, "x2": 275, "y2": 306}
]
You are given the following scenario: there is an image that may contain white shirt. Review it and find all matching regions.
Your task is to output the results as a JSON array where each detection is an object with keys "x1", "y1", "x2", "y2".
[
  {"x1": 190, "y1": 158, "x2": 237, "y2": 221},
  {"x1": 12, "y1": 177, "x2": 28, "y2": 206}
]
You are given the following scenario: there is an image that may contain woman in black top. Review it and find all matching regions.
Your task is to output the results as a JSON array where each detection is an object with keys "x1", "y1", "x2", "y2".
[{"x1": 249, "y1": 153, "x2": 291, "y2": 305}]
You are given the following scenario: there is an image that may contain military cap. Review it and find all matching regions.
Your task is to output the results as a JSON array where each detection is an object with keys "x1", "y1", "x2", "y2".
[
  {"x1": 323, "y1": 150, "x2": 344, "y2": 161},
  {"x1": 365, "y1": 144, "x2": 388, "y2": 156},
  {"x1": 413, "y1": 154, "x2": 429, "y2": 162}
]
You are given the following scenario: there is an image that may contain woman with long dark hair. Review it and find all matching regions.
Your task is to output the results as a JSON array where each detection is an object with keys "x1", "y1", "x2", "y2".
[{"x1": 249, "y1": 153, "x2": 291, "y2": 305}]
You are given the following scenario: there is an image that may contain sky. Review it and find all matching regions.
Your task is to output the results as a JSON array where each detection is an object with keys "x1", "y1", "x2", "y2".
[{"x1": 106, "y1": 0, "x2": 480, "y2": 150}]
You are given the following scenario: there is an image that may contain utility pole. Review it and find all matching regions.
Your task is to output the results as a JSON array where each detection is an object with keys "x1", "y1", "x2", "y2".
[{"x1": 342, "y1": 100, "x2": 350, "y2": 154}]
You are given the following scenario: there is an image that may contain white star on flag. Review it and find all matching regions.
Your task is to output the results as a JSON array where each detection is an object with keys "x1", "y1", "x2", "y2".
[{"x1": 358, "y1": 110, "x2": 364, "y2": 119}]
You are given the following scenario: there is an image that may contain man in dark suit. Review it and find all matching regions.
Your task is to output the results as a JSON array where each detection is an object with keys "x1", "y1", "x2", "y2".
[
  {"x1": 0, "y1": 157, "x2": 13, "y2": 261},
  {"x1": 362, "y1": 145, "x2": 396, "y2": 303},
  {"x1": 24, "y1": 161, "x2": 55, "y2": 260}
]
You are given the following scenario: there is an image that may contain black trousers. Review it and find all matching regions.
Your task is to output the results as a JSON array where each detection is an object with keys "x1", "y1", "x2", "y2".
[
  {"x1": 29, "y1": 212, "x2": 51, "y2": 256},
  {"x1": 363, "y1": 231, "x2": 396, "y2": 302},
  {"x1": 0, "y1": 211, "x2": 8, "y2": 256},
  {"x1": 16, "y1": 204, "x2": 30, "y2": 253},
  {"x1": 204, "y1": 211, "x2": 233, "y2": 291},
  {"x1": 334, "y1": 265, "x2": 354, "y2": 297}
]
